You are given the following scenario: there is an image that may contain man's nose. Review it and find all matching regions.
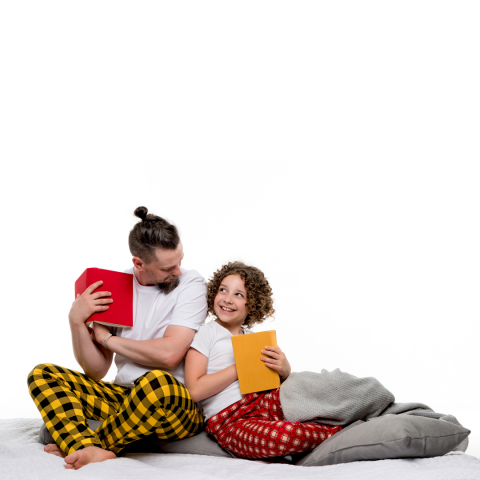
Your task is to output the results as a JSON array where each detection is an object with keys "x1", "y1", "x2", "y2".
[{"x1": 173, "y1": 266, "x2": 182, "y2": 277}]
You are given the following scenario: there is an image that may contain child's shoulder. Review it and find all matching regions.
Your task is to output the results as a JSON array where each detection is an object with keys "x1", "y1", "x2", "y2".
[
  {"x1": 198, "y1": 320, "x2": 218, "y2": 332},
  {"x1": 193, "y1": 320, "x2": 232, "y2": 351},
  {"x1": 195, "y1": 320, "x2": 221, "y2": 339}
]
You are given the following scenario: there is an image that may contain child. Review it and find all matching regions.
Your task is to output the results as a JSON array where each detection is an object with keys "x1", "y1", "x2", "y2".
[{"x1": 185, "y1": 261, "x2": 341, "y2": 459}]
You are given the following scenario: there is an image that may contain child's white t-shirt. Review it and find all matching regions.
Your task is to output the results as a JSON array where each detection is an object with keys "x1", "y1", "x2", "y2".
[
  {"x1": 190, "y1": 320, "x2": 251, "y2": 420},
  {"x1": 112, "y1": 266, "x2": 208, "y2": 387}
]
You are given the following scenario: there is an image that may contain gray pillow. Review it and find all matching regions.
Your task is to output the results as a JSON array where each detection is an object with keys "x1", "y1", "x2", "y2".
[
  {"x1": 139, "y1": 432, "x2": 235, "y2": 458},
  {"x1": 295, "y1": 416, "x2": 470, "y2": 467},
  {"x1": 39, "y1": 419, "x2": 234, "y2": 458}
]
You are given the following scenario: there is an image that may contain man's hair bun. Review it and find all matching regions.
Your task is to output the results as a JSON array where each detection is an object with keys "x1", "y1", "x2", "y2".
[
  {"x1": 134, "y1": 206, "x2": 149, "y2": 222},
  {"x1": 129, "y1": 206, "x2": 180, "y2": 263}
]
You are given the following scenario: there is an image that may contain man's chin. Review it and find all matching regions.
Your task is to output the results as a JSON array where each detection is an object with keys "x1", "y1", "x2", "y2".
[{"x1": 157, "y1": 277, "x2": 180, "y2": 294}]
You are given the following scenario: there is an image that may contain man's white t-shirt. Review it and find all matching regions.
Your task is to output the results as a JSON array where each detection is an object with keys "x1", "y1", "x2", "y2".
[
  {"x1": 112, "y1": 267, "x2": 207, "y2": 387},
  {"x1": 190, "y1": 320, "x2": 251, "y2": 420}
]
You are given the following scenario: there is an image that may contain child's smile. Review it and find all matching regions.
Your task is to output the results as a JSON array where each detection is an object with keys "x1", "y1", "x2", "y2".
[{"x1": 219, "y1": 306, "x2": 236, "y2": 312}]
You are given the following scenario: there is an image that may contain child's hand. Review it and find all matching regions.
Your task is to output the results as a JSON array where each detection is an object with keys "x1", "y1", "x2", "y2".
[{"x1": 260, "y1": 346, "x2": 291, "y2": 382}]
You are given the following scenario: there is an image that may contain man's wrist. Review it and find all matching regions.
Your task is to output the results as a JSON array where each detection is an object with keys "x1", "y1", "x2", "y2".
[{"x1": 102, "y1": 332, "x2": 116, "y2": 349}]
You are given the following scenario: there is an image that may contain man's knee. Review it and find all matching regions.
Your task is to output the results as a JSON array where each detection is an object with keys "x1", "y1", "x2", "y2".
[
  {"x1": 136, "y1": 370, "x2": 174, "y2": 389},
  {"x1": 27, "y1": 363, "x2": 55, "y2": 385},
  {"x1": 135, "y1": 370, "x2": 174, "y2": 386},
  {"x1": 134, "y1": 370, "x2": 182, "y2": 404}
]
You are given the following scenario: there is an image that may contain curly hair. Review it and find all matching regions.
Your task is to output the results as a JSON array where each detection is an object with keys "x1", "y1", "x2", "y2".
[{"x1": 207, "y1": 262, "x2": 275, "y2": 329}]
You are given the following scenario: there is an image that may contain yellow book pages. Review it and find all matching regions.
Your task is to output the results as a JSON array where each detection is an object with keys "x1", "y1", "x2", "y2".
[{"x1": 231, "y1": 330, "x2": 280, "y2": 395}]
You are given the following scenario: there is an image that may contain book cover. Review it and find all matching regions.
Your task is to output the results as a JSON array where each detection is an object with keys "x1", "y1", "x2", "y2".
[
  {"x1": 231, "y1": 330, "x2": 280, "y2": 395},
  {"x1": 75, "y1": 268, "x2": 133, "y2": 328}
]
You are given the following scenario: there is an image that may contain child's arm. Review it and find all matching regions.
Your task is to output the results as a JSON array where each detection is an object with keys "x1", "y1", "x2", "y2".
[
  {"x1": 185, "y1": 347, "x2": 238, "y2": 403},
  {"x1": 260, "y1": 346, "x2": 291, "y2": 382}
]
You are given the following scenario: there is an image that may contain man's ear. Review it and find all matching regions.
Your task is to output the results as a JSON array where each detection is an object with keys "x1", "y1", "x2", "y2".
[{"x1": 132, "y1": 256, "x2": 145, "y2": 271}]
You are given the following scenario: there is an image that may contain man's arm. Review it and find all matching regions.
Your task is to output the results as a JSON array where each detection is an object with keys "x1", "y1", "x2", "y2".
[
  {"x1": 92, "y1": 271, "x2": 207, "y2": 371},
  {"x1": 69, "y1": 281, "x2": 114, "y2": 381},
  {"x1": 94, "y1": 324, "x2": 195, "y2": 370}
]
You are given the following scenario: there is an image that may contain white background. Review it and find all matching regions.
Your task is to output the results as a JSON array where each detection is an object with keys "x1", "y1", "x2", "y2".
[{"x1": 1, "y1": 1, "x2": 479, "y2": 459}]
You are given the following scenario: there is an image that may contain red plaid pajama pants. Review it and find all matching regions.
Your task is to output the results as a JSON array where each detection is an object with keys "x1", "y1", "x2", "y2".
[{"x1": 205, "y1": 389, "x2": 342, "y2": 459}]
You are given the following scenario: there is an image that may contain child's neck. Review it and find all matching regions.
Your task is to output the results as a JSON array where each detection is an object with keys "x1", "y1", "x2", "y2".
[{"x1": 215, "y1": 319, "x2": 244, "y2": 336}]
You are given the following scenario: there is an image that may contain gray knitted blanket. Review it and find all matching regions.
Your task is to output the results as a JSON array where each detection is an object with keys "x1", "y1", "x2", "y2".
[{"x1": 279, "y1": 369, "x2": 468, "y2": 452}]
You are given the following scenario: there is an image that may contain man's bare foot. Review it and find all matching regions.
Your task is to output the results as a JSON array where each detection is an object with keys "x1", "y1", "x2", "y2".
[
  {"x1": 64, "y1": 446, "x2": 116, "y2": 470},
  {"x1": 44, "y1": 444, "x2": 65, "y2": 458}
]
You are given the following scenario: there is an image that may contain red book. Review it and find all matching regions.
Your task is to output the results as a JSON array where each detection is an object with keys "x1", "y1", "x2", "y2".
[{"x1": 75, "y1": 268, "x2": 133, "y2": 328}]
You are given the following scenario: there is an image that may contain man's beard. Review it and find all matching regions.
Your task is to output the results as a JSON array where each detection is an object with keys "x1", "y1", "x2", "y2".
[{"x1": 157, "y1": 276, "x2": 180, "y2": 294}]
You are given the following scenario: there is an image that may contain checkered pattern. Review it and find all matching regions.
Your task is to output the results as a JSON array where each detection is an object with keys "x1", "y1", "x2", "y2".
[
  {"x1": 27, "y1": 363, "x2": 203, "y2": 455},
  {"x1": 206, "y1": 388, "x2": 342, "y2": 459}
]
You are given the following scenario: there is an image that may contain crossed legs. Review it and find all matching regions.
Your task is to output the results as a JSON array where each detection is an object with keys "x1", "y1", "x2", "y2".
[{"x1": 28, "y1": 364, "x2": 203, "y2": 469}]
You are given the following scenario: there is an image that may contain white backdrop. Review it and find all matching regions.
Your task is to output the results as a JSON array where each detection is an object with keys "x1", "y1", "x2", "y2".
[{"x1": 1, "y1": 1, "x2": 479, "y2": 459}]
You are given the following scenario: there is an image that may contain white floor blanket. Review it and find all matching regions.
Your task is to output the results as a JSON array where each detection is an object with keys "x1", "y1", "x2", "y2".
[{"x1": 1, "y1": 419, "x2": 479, "y2": 480}]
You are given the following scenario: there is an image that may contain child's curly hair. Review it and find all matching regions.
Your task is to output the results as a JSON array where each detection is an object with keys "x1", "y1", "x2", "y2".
[{"x1": 207, "y1": 261, "x2": 275, "y2": 329}]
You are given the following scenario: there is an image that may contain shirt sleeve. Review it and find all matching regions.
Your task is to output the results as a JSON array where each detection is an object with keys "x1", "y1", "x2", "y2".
[
  {"x1": 169, "y1": 271, "x2": 208, "y2": 331},
  {"x1": 190, "y1": 323, "x2": 213, "y2": 358}
]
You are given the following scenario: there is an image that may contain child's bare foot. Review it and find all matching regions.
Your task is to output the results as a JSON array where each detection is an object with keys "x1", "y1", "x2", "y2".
[
  {"x1": 64, "y1": 446, "x2": 116, "y2": 470},
  {"x1": 44, "y1": 444, "x2": 65, "y2": 458}
]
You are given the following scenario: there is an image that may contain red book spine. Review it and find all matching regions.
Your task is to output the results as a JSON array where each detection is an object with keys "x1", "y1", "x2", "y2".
[{"x1": 74, "y1": 268, "x2": 99, "y2": 299}]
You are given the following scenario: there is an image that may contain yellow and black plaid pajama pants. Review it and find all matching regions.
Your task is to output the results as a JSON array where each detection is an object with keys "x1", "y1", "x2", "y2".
[{"x1": 27, "y1": 363, "x2": 204, "y2": 455}]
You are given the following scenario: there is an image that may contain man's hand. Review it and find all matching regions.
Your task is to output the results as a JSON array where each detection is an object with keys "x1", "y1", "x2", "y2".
[
  {"x1": 69, "y1": 281, "x2": 113, "y2": 327},
  {"x1": 260, "y1": 346, "x2": 291, "y2": 382}
]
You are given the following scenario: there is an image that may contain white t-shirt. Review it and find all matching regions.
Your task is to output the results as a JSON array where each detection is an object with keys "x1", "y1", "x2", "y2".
[
  {"x1": 112, "y1": 266, "x2": 207, "y2": 387},
  {"x1": 190, "y1": 320, "x2": 251, "y2": 420}
]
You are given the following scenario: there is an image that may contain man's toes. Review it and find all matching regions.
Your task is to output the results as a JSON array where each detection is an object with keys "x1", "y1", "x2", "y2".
[
  {"x1": 64, "y1": 446, "x2": 116, "y2": 470},
  {"x1": 44, "y1": 444, "x2": 65, "y2": 457},
  {"x1": 64, "y1": 451, "x2": 79, "y2": 468},
  {"x1": 66, "y1": 451, "x2": 89, "y2": 470}
]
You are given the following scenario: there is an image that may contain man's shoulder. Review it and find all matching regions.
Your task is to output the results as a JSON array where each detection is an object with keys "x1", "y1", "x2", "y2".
[
  {"x1": 174, "y1": 269, "x2": 207, "y2": 313},
  {"x1": 178, "y1": 268, "x2": 206, "y2": 287},
  {"x1": 122, "y1": 266, "x2": 205, "y2": 285}
]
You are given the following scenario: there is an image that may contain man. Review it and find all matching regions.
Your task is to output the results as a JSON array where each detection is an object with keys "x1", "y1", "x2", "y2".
[{"x1": 28, "y1": 206, "x2": 207, "y2": 470}]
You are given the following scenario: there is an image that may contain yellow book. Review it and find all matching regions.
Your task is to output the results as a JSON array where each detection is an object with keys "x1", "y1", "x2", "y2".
[{"x1": 231, "y1": 330, "x2": 280, "y2": 395}]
